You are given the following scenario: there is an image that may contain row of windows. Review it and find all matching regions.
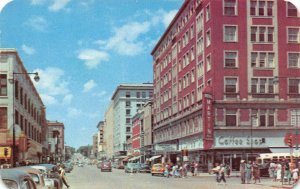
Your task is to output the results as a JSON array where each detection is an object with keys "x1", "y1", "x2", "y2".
[
  {"x1": 15, "y1": 110, "x2": 41, "y2": 143},
  {"x1": 125, "y1": 91, "x2": 153, "y2": 99},
  {"x1": 225, "y1": 77, "x2": 300, "y2": 94}
]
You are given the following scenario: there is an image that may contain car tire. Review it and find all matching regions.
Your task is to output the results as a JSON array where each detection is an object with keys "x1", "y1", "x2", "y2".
[{"x1": 152, "y1": 173, "x2": 154, "y2": 176}]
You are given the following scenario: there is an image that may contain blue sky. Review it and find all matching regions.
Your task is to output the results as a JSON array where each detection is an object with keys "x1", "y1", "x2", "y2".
[{"x1": 0, "y1": 0, "x2": 183, "y2": 149}]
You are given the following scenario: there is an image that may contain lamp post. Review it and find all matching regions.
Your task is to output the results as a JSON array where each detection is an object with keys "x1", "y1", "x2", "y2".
[{"x1": 11, "y1": 72, "x2": 39, "y2": 167}]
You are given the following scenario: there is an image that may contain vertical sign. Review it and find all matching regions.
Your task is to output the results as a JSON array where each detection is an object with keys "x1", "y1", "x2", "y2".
[{"x1": 203, "y1": 86, "x2": 214, "y2": 149}]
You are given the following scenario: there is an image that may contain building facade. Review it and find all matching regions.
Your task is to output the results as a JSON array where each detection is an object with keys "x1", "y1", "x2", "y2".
[
  {"x1": 96, "y1": 121, "x2": 105, "y2": 159},
  {"x1": 47, "y1": 121, "x2": 65, "y2": 163},
  {"x1": 151, "y1": 0, "x2": 300, "y2": 170},
  {"x1": 111, "y1": 84, "x2": 153, "y2": 155},
  {"x1": 103, "y1": 102, "x2": 114, "y2": 159},
  {"x1": 0, "y1": 49, "x2": 46, "y2": 165},
  {"x1": 92, "y1": 133, "x2": 98, "y2": 159}
]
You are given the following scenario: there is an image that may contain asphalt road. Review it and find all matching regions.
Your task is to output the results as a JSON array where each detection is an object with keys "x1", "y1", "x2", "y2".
[{"x1": 65, "y1": 165, "x2": 294, "y2": 189}]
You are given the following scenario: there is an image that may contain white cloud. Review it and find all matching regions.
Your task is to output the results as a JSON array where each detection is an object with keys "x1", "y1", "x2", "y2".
[
  {"x1": 67, "y1": 107, "x2": 82, "y2": 117},
  {"x1": 92, "y1": 91, "x2": 107, "y2": 98},
  {"x1": 62, "y1": 94, "x2": 73, "y2": 104},
  {"x1": 83, "y1": 80, "x2": 96, "y2": 93},
  {"x1": 33, "y1": 67, "x2": 72, "y2": 106},
  {"x1": 77, "y1": 49, "x2": 109, "y2": 69},
  {"x1": 49, "y1": 0, "x2": 71, "y2": 12},
  {"x1": 31, "y1": 0, "x2": 47, "y2": 5},
  {"x1": 161, "y1": 10, "x2": 178, "y2": 28},
  {"x1": 21, "y1": 44, "x2": 36, "y2": 55},
  {"x1": 40, "y1": 94, "x2": 58, "y2": 106},
  {"x1": 0, "y1": 0, "x2": 13, "y2": 13},
  {"x1": 24, "y1": 16, "x2": 48, "y2": 32},
  {"x1": 97, "y1": 21, "x2": 151, "y2": 56}
]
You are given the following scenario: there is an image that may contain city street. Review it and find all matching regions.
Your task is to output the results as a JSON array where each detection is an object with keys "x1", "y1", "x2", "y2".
[{"x1": 66, "y1": 165, "x2": 294, "y2": 189}]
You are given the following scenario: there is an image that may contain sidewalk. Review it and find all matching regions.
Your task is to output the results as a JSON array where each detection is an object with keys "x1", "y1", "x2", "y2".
[{"x1": 187, "y1": 171, "x2": 295, "y2": 189}]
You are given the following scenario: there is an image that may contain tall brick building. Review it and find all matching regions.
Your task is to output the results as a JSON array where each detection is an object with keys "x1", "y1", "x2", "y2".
[{"x1": 151, "y1": 0, "x2": 300, "y2": 170}]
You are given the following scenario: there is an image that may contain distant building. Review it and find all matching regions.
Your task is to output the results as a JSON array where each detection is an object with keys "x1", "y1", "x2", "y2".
[
  {"x1": 111, "y1": 83, "x2": 153, "y2": 156},
  {"x1": 47, "y1": 121, "x2": 65, "y2": 163},
  {"x1": 92, "y1": 133, "x2": 98, "y2": 159},
  {"x1": 96, "y1": 121, "x2": 105, "y2": 159},
  {"x1": 0, "y1": 49, "x2": 46, "y2": 165},
  {"x1": 151, "y1": 0, "x2": 300, "y2": 170},
  {"x1": 103, "y1": 102, "x2": 114, "y2": 159}
]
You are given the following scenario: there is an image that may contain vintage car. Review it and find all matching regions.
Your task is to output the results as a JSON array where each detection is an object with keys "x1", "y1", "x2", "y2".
[
  {"x1": 30, "y1": 164, "x2": 62, "y2": 189},
  {"x1": 124, "y1": 163, "x2": 141, "y2": 173},
  {"x1": 0, "y1": 169, "x2": 37, "y2": 189},
  {"x1": 151, "y1": 163, "x2": 165, "y2": 176},
  {"x1": 100, "y1": 161, "x2": 112, "y2": 172},
  {"x1": 14, "y1": 167, "x2": 47, "y2": 189}
]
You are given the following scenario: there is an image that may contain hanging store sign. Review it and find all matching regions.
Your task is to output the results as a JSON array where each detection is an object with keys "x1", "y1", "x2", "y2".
[{"x1": 203, "y1": 86, "x2": 214, "y2": 150}]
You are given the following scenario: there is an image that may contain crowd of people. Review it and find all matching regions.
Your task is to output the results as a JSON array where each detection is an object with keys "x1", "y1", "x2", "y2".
[
  {"x1": 268, "y1": 159, "x2": 299, "y2": 185},
  {"x1": 163, "y1": 161, "x2": 201, "y2": 178}
]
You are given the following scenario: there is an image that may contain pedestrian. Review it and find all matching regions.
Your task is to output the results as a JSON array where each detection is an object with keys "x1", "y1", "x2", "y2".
[
  {"x1": 268, "y1": 161, "x2": 276, "y2": 181},
  {"x1": 183, "y1": 162, "x2": 188, "y2": 178},
  {"x1": 164, "y1": 164, "x2": 170, "y2": 178},
  {"x1": 224, "y1": 163, "x2": 230, "y2": 178},
  {"x1": 194, "y1": 162, "x2": 199, "y2": 176},
  {"x1": 291, "y1": 165, "x2": 299, "y2": 185},
  {"x1": 240, "y1": 160, "x2": 246, "y2": 184},
  {"x1": 245, "y1": 161, "x2": 252, "y2": 184},
  {"x1": 191, "y1": 161, "x2": 195, "y2": 176},
  {"x1": 284, "y1": 159, "x2": 291, "y2": 184},
  {"x1": 252, "y1": 161, "x2": 261, "y2": 184},
  {"x1": 210, "y1": 162, "x2": 221, "y2": 183},
  {"x1": 218, "y1": 164, "x2": 226, "y2": 183},
  {"x1": 276, "y1": 161, "x2": 282, "y2": 182},
  {"x1": 58, "y1": 164, "x2": 70, "y2": 188}
]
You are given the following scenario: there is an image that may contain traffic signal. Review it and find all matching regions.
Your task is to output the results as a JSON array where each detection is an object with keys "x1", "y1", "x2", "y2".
[
  {"x1": 4, "y1": 148, "x2": 8, "y2": 157},
  {"x1": 287, "y1": 137, "x2": 293, "y2": 148}
]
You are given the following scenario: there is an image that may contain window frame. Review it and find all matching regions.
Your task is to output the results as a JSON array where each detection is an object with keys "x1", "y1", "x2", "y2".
[
  {"x1": 223, "y1": 0, "x2": 238, "y2": 16},
  {"x1": 224, "y1": 77, "x2": 238, "y2": 93},
  {"x1": 224, "y1": 51, "x2": 238, "y2": 68},
  {"x1": 224, "y1": 25, "x2": 238, "y2": 42}
]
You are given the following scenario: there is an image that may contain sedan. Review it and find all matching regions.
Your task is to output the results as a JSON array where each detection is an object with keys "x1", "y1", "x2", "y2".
[
  {"x1": 151, "y1": 163, "x2": 164, "y2": 176},
  {"x1": 14, "y1": 167, "x2": 47, "y2": 189},
  {"x1": 124, "y1": 163, "x2": 141, "y2": 173},
  {"x1": 100, "y1": 161, "x2": 112, "y2": 172},
  {"x1": 0, "y1": 169, "x2": 37, "y2": 189}
]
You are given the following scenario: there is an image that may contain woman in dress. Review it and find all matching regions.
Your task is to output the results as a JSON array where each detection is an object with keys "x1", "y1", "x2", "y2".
[
  {"x1": 252, "y1": 161, "x2": 261, "y2": 184},
  {"x1": 276, "y1": 162, "x2": 282, "y2": 182}
]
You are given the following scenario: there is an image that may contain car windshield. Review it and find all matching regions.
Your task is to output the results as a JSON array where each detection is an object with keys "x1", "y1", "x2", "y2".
[{"x1": 29, "y1": 173, "x2": 40, "y2": 184}]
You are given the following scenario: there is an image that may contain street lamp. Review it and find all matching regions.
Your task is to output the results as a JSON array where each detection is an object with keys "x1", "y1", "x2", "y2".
[{"x1": 11, "y1": 72, "x2": 40, "y2": 167}]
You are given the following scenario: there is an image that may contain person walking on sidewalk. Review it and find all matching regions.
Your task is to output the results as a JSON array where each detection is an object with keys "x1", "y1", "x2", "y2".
[
  {"x1": 252, "y1": 161, "x2": 261, "y2": 184},
  {"x1": 245, "y1": 161, "x2": 252, "y2": 184},
  {"x1": 240, "y1": 160, "x2": 246, "y2": 184},
  {"x1": 210, "y1": 162, "x2": 221, "y2": 183},
  {"x1": 218, "y1": 164, "x2": 226, "y2": 184},
  {"x1": 58, "y1": 164, "x2": 70, "y2": 188}
]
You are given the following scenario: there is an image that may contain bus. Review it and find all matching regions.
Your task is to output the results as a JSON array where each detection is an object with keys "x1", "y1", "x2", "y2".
[{"x1": 256, "y1": 153, "x2": 295, "y2": 165}]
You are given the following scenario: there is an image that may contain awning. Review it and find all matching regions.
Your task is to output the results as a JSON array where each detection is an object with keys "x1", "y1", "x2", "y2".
[
  {"x1": 122, "y1": 156, "x2": 132, "y2": 162},
  {"x1": 149, "y1": 155, "x2": 161, "y2": 161},
  {"x1": 269, "y1": 148, "x2": 291, "y2": 153},
  {"x1": 128, "y1": 156, "x2": 141, "y2": 162}
]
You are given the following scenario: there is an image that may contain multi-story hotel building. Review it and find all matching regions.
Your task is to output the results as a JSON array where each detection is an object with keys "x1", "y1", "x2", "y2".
[
  {"x1": 151, "y1": 0, "x2": 300, "y2": 170},
  {"x1": 111, "y1": 84, "x2": 153, "y2": 156},
  {"x1": 0, "y1": 49, "x2": 46, "y2": 165},
  {"x1": 103, "y1": 102, "x2": 114, "y2": 159}
]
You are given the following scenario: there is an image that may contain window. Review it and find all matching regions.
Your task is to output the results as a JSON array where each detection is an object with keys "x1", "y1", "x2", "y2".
[
  {"x1": 289, "y1": 79, "x2": 300, "y2": 94},
  {"x1": 125, "y1": 91, "x2": 131, "y2": 98},
  {"x1": 251, "y1": 78, "x2": 274, "y2": 94},
  {"x1": 291, "y1": 110, "x2": 300, "y2": 126},
  {"x1": 0, "y1": 74, "x2": 7, "y2": 96},
  {"x1": 224, "y1": 51, "x2": 238, "y2": 67},
  {"x1": 250, "y1": 26, "x2": 274, "y2": 43},
  {"x1": 206, "y1": 4, "x2": 211, "y2": 21},
  {"x1": 251, "y1": 0, "x2": 274, "y2": 16},
  {"x1": 251, "y1": 27, "x2": 257, "y2": 42},
  {"x1": 126, "y1": 109, "x2": 131, "y2": 116},
  {"x1": 224, "y1": 0, "x2": 237, "y2": 16},
  {"x1": 15, "y1": 80, "x2": 19, "y2": 99},
  {"x1": 224, "y1": 25, "x2": 237, "y2": 42},
  {"x1": 125, "y1": 101, "x2": 130, "y2": 107},
  {"x1": 0, "y1": 107, "x2": 7, "y2": 129},
  {"x1": 268, "y1": 110, "x2": 274, "y2": 126},
  {"x1": 206, "y1": 54, "x2": 211, "y2": 71},
  {"x1": 206, "y1": 29, "x2": 211, "y2": 46},
  {"x1": 288, "y1": 53, "x2": 300, "y2": 68},
  {"x1": 136, "y1": 92, "x2": 140, "y2": 98},
  {"x1": 287, "y1": 2, "x2": 298, "y2": 17},
  {"x1": 225, "y1": 78, "x2": 237, "y2": 93},
  {"x1": 126, "y1": 127, "x2": 131, "y2": 132},
  {"x1": 251, "y1": 52, "x2": 275, "y2": 68},
  {"x1": 288, "y1": 28, "x2": 300, "y2": 43},
  {"x1": 226, "y1": 109, "x2": 237, "y2": 126},
  {"x1": 142, "y1": 92, "x2": 146, "y2": 98}
]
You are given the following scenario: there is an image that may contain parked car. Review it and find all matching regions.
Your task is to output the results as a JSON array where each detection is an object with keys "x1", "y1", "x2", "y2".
[
  {"x1": 14, "y1": 167, "x2": 47, "y2": 189},
  {"x1": 139, "y1": 163, "x2": 151, "y2": 173},
  {"x1": 63, "y1": 163, "x2": 73, "y2": 173},
  {"x1": 100, "y1": 161, "x2": 112, "y2": 172},
  {"x1": 124, "y1": 163, "x2": 141, "y2": 173},
  {"x1": 31, "y1": 164, "x2": 62, "y2": 189},
  {"x1": 151, "y1": 163, "x2": 164, "y2": 176},
  {"x1": 0, "y1": 169, "x2": 37, "y2": 189}
]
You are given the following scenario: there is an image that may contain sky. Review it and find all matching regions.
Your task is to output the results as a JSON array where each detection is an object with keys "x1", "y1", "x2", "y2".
[{"x1": 0, "y1": 0, "x2": 183, "y2": 149}]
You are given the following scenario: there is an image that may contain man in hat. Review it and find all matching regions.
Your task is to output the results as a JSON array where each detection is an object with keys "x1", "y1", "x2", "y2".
[
  {"x1": 58, "y1": 164, "x2": 70, "y2": 188},
  {"x1": 240, "y1": 160, "x2": 246, "y2": 184}
]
